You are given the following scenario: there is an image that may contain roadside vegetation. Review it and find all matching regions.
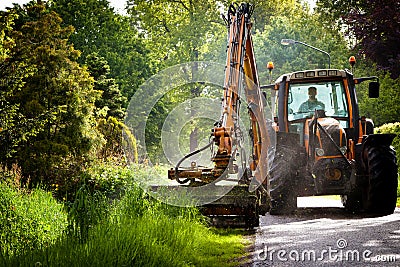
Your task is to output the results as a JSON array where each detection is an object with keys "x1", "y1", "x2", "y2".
[{"x1": 0, "y1": 164, "x2": 248, "y2": 266}]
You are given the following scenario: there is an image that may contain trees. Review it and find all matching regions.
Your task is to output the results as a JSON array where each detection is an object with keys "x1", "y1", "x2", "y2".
[
  {"x1": 85, "y1": 53, "x2": 126, "y2": 120},
  {"x1": 316, "y1": 0, "x2": 400, "y2": 78},
  {"x1": 357, "y1": 74, "x2": 400, "y2": 126},
  {"x1": 0, "y1": 3, "x2": 102, "y2": 186},
  {"x1": 127, "y1": 0, "x2": 225, "y2": 65},
  {"x1": 50, "y1": 0, "x2": 152, "y2": 101},
  {"x1": 0, "y1": 10, "x2": 35, "y2": 160},
  {"x1": 253, "y1": 11, "x2": 349, "y2": 85},
  {"x1": 127, "y1": 0, "x2": 226, "y2": 159}
]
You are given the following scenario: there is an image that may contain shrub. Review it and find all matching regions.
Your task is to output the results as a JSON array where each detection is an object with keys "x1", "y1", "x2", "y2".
[
  {"x1": 375, "y1": 122, "x2": 400, "y2": 197},
  {"x1": 97, "y1": 116, "x2": 138, "y2": 164},
  {"x1": 66, "y1": 184, "x2": 109, "y2": 241}
]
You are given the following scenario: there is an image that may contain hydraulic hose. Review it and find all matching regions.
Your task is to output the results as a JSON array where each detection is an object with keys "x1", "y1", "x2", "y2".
[{"x1": 175, "y1": 140, "x2": 214, "y2": 184}]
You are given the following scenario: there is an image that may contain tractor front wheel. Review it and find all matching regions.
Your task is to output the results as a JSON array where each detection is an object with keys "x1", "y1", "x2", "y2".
[{"x1": 364, "y1": 144, "x2": 398, "y2": 215}]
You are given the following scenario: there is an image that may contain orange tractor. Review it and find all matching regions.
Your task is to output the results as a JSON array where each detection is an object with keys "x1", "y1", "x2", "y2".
[
  {"x1": 266, "y1": 67, "x2": 398, "y2": 215},
  {"x1": 167, "y1": 3, "x2": 398, "y2": 226}
]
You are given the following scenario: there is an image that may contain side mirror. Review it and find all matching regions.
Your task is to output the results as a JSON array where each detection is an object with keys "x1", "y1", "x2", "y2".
[{"x1": 368, "y1": 81, "x2": 379, "y2": 98}]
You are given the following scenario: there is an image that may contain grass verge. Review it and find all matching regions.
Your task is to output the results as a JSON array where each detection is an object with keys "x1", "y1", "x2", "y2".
[
  {"x1": 2, "y1": 214, "x2": 247, "y2": 266},
  {"x1": 1, "y1": 168, "x2": 248, "y2": 266}
]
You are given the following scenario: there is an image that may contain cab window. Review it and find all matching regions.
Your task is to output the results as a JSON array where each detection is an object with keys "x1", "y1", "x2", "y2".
[{"x1": 288, "y1": 81, "x2": 349, "y2": 126}]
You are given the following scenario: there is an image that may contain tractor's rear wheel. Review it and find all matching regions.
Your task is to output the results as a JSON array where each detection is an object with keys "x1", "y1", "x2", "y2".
[
  {"x1": 364, "y1": 144, "x2": 398, "y2": 215},
  {"x1": 269, "y1": 145, "x2": 298, "y2": 215}
]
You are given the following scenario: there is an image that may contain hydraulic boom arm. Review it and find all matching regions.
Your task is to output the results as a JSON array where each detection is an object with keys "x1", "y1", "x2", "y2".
[
  {"x1": 165, "y1": 2, "x2": 271, "y2": 228},
  {"x1": 213, "y1": 3, "x2": 269, "y2": 185}
]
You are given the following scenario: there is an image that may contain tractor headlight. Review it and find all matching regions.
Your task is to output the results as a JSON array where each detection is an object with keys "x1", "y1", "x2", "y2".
[
  {"x1": 315, "y1": 148, "x2": 325, "y2": 157},
  {"x1": 325, "y1": 168, "x2": 342, "y2": 180},
  {"x1": 340, "y1": 146, "x2": 347, "y2": 154}
]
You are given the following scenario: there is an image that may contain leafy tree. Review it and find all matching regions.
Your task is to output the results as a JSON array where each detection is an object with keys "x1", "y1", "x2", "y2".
[
  {"x1": 127, "y1": 0, "x2": 226, "y2": 158},
  {"x1": 357, "y1": 73, "x2": 400, "y2": 126},
  {"x1": 253, "y1": 12, "x2": 350, "y2": 85},
  {"x1": 0, "y1": 10, "x2": 36, "y2": 160},
  {"x1": 316, "y1": 0, "x2": 400, "y2": 78},
  {"x1": 85, "y1": 53, "x2": 126, "y2": 119},
  {"x1": 219, "y1": 0, "x2": 305, "y2": 32},
  {"x1": 50, "y1": 0, "x2": 152, "y2": 101},
  {"x1": 1, "y1": 3, "x2": 103, "y2": 186},
  {"x1": 128, "y1": 0, "x2": 225, "y2": 65}
]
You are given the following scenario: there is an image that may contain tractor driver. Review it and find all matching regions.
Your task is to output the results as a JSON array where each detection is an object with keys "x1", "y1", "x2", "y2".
[{"x1": 298, "y1": 86, "x2": 325, "y2": 113}]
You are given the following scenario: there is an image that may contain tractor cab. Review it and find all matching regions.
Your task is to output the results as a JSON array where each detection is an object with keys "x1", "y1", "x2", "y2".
[{"x1": 270, "y1": 69, "x2": 351, "y2": 150}]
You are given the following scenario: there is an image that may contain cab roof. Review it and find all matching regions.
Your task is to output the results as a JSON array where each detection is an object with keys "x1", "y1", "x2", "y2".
[{"x1": 274, "y1": 69, "x2": 349, "y2": 85}]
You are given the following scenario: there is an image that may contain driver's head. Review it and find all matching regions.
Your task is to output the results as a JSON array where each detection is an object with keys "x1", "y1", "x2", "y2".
[
  {"x1": 308, "y1": 87, "x2": 317, "y2": 96},
  {"x1": 308, "y1": 87, "x2": 317, "y2": 98}
]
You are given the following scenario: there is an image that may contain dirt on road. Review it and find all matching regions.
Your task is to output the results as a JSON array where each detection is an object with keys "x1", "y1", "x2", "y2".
[{"x1": 243, "y1": 197, "x2": 400, "y2": 267}]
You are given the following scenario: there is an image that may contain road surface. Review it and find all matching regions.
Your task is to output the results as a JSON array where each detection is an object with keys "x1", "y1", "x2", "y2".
[{"x1": 244, "y1": 196, "x2": 400, "y2": 266}]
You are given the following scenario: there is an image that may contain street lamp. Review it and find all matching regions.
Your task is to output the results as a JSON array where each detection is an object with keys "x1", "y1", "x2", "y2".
[{"x1": 281, "y1": 38, "x2": 331, "y2": 69}]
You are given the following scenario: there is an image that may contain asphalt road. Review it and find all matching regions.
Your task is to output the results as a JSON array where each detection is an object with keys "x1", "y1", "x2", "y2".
[{"x1": 244, "y1": 197, "x2": 400, "y2": 267}]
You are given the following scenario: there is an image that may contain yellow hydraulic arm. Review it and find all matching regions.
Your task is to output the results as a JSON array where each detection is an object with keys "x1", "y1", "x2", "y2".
[{"x1": 213, "y1": 3, "x2": 269, "y2": 185}]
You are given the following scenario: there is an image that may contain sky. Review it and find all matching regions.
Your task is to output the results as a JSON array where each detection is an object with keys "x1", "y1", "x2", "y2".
[{"x1": 0, "y1": 0, "x2": 316, "y2": 13}]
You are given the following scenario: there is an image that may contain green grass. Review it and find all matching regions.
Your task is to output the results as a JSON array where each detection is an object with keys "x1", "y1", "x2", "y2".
[
  {"x1": 0, "y1": 183, "x2": 68, "y2": 256},
  {"x1": 397, "y1": 178, "x2": 400, "y2": 207},
  {"x1": 2, "y1": 214, "x2": 246, "y2": 266},
  {"x1": 0, "y1": 167, "x2": 248, "y2": 266}
]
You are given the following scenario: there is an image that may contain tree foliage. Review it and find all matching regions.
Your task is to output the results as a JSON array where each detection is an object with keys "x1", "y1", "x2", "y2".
[
  {"x1": 127, "y1": 0, "x2": 225, "y2": 65},
  {"x1": 0, "y1": 3, "x2": 102, "y2": 186},
  {"x1": 97, "y1": 116, "x2": 138, "y2": 164},
  {"x1": 316, "y1": 0, "x2": 400, "y2": 78},
  {"x1": 85, "y1": 53, "x2": 126, "y2": 119},
  {"x1": 357, "y1": 74, "x2": 400, "y2": 126},
  {"x1": 253, "y1": 10, "x2": 349, "y2": 85},
  {"x1": 50, "y1": 0, "x2": 153, "y2": 100}
]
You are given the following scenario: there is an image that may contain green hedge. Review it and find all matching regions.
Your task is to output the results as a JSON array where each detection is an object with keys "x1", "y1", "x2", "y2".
[
  {"x1": 375, "y1": 122, "x2": 400, "y2": 169},
  {"x1": 375, "y1": 122, "x2": 400, "y2": 197}
]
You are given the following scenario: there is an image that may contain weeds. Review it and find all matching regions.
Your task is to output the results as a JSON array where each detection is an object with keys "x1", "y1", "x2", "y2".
[{"x1": 66, "y1": 184, "x2": 109, "y2": 241}]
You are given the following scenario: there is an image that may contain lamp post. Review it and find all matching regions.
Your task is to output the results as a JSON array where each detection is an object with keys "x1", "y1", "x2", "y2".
[{"x1": 281, "y1": 39, "x2": 331, "y2": 69}]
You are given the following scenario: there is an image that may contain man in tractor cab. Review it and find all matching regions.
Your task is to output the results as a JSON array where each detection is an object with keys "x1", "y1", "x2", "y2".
[{"x1": 298, "y1": 86, "x2": 325, "y2": 113}]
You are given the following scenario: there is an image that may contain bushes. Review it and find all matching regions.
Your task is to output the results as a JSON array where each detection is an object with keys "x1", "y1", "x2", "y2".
[
  {"x1": 375, "y1": 122, "x2": 400, "y2": 170},
  {"x1": 97, "y1": 116, "x2": 138, "y2": 164}
]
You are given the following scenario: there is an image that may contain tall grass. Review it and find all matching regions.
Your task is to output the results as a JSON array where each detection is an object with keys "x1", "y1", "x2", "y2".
[
  {"x1": 0, "y1": 183, "x2": 68, "y2": 256},
  {"x1": 1, "y1": 165, "x2": 248, "y2": 266}
]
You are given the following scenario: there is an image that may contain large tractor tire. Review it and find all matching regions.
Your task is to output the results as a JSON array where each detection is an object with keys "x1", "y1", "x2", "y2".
[
  {"x1": 364, "y1": 143, "x2": 398, "y2": 215},
  {"x1": 269, "y1": 145, "x2": 298, "y2": 215}
]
